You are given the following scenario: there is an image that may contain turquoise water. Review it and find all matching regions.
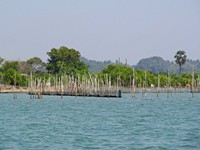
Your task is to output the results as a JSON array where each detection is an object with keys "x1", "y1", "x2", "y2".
[{"x1": 0, "y1": 93, "x2": 200, "y2": 150}]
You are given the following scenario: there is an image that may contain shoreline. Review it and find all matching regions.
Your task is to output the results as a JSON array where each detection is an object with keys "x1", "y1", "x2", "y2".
[{"x1": 0, "y1": 87, "x2": 200, "y2": 94}]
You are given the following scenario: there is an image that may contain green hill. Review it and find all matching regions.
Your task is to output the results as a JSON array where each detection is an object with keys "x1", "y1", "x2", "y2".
[
  {"x1": 135, "y1": 56, "x2": 200, "y2": 74},
  {"x1": 134, "y1": 56, "x2": 169, "y2": 74},
  {"x1": 81, "y1": 56, "x2": 200, "y2": 74},
  {"x1": 80, "y1": 57, "x2": 112, "y2": 73}
]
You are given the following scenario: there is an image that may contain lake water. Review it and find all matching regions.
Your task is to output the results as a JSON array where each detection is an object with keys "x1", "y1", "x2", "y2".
[{"x1": 0, "y1": 93, "x2": 200, "y2": 150}]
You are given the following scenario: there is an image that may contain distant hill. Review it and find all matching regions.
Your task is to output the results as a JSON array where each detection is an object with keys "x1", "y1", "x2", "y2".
[
  {"x1": 80, "y1": 57, "x2": 113, "y2": 73},
  {"x1": 81, "y1": 56, "x2": 200, "y2": 74},
  {"x1": 134, "y1": 56, "x2": 170, "y2": 74},
  {"x1": 134, "y1": 56, "x2": 200, "y2": 74}
]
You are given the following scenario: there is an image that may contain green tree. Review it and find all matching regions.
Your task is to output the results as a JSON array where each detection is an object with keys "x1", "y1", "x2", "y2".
[
  {"x1": 47, "y1": 46, "x2": 88, "y2": 75},
  {"x1": 0, "y1": 57, "x2": 4, "y2": 65},
  {"x1": 2, "y1": 61, "x2": 32, "y2": 74},
  {"x1": 4, "y1": 68, "x2": 21, "y2": 85},
  {"x1": 174, "y1": 50, "x2": 187, "y2": 75},
  {"x1": 2, "y1": 61, "x2": 18, "y2": 71},
  {"x1": 27, "y1": 57, "x2": 43, "y2": 65},
  {"x1": 102, "y1": 64, "x2": 133, "y2": 86},
  {"x1": 0, "y1": 57, "x2": 4, "y2": 72}
]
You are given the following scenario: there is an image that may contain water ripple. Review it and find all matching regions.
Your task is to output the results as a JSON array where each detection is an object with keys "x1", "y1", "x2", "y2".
[{"x1": 0, "y1": 93, "x2": 200, "y2": 149}]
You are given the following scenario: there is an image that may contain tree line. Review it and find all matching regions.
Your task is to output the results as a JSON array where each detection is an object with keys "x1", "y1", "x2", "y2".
[{"x1": 0, "y1": 47, "x2": 199, "y2": 88}]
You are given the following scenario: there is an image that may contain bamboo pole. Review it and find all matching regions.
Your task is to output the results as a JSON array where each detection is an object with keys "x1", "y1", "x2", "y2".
[
  {"x1": 192, "y1": 64, "x2": 194, "y2": 97},
  {"x1": 157, "y1": 74, "x2": 160, "y2": 97}
]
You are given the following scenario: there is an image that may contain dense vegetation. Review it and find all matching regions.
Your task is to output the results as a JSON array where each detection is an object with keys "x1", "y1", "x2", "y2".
[
  {"x1": 0, "y1": 46, "x2": 88, "y2": 86},
  {"x1": 0, "y1": 47, "x2": 200, "y2": 88},
  {"x1": 0, "y1": 57, "x2": 47, "y2": 86},
  {"x1": 47, "y1": 46, "x2": 88, "y2": 75},
  {"x1": 99, "y1": 64, "x2": 199, "y2": 88}
]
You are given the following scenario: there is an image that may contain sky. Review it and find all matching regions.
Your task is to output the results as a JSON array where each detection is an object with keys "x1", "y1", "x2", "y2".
[{"x1": 0, "y1": 0, "x2": 200, "y2": 65}]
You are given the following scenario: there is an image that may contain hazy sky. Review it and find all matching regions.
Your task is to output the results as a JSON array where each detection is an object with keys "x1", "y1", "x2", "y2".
[{"x1": 0, "y1": 0, "x2": 200, "y2": 65}]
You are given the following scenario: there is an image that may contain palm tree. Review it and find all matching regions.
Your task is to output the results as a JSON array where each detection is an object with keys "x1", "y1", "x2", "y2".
[{"x1": 174, "y1": 50, "x2": 187, "y2": 75}]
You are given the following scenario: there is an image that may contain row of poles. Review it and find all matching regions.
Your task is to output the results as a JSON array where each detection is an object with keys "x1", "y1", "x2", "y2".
[
  {"x1": 28, "y1": 73, "x2": 122, "y2": 99},
  {"x1": 1, "y1": 66, "x2": 199, "y2": 99}
]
